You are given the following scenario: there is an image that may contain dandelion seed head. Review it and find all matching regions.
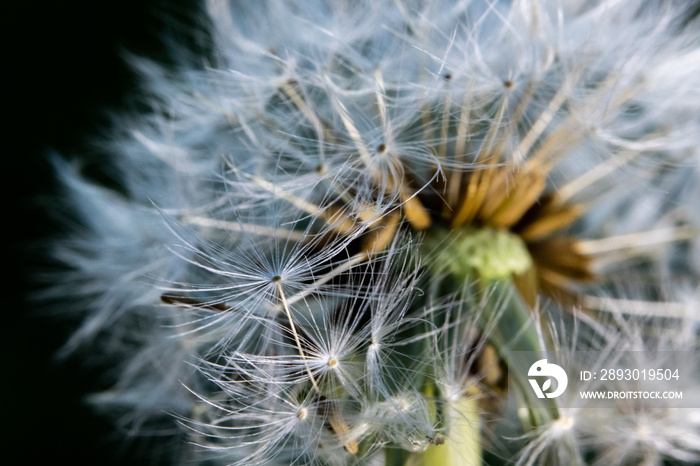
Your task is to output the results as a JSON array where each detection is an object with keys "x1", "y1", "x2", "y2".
[{"x1": 48, "y1": 0, "x2": 700, "y2": 464}]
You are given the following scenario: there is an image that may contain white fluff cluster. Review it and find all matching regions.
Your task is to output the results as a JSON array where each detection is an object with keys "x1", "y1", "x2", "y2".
[{"x1": 52, "y1": 1, "x2": 700, "y2": 464}]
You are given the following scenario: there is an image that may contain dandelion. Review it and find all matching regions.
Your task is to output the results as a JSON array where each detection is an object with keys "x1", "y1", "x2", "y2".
[{"x1": 49, "y1": 1, "x2": 700, "y2": 464}]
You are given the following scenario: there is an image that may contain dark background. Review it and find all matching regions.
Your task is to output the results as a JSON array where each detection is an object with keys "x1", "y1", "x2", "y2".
[{"x1": 7, "y1": 1, "x2": 197, "y2": 463}]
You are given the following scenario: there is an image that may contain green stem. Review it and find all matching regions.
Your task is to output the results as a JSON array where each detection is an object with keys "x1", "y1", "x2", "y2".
[
  {"x1": 385, "y1": 447, "x2": 411, "y2": 466},
  {"x1": 482, "y1": 279, "x2": 559, "y2": 427},
  {"x1": 412, "y1": 395, "x2": 482, "y2": 466}
]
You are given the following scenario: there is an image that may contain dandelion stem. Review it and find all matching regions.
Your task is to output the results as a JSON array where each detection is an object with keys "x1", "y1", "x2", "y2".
[{"x1": 419, "y1": 392, "x2": 481, "y2": 466}]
